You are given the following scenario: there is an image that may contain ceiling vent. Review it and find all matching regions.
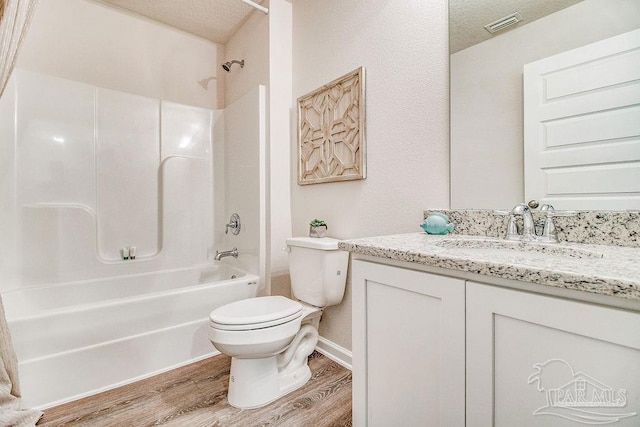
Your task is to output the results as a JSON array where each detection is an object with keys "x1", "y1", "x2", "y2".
[{"x1": 484, "y1": 12, "x2": 523, "y2": 34}]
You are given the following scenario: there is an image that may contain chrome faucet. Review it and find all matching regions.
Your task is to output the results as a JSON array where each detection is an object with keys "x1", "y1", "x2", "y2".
[
  {"x1": 506, "y1": 203, "x2": 536, "y2": 241},
  {"x1": 494, "y1": 203, "x2": 576, "y2": 243},
  {"x1": 214, "y1": 247, "x2": 238, "y2": 260}
]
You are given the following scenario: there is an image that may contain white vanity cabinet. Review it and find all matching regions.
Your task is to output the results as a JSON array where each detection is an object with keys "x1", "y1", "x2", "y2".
[
  {"x1": 353, "y1": 259, "x2": 640, "y2": 427},
  {"x1": 352, "y1": 260, "x2": 466, "y2": 427},
  {"x1": 466, "y1": 281, "x2": 640, "y2": 427}
]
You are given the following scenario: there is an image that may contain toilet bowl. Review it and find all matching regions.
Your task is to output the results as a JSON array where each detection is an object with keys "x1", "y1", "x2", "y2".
[
  {"x1": 209, "y1": 296, "x2": 302, "y2": 356},
  {"x1": 208, "y1": 237, "x2": 349, "y2": 409},
  {"x1": 209, "y1": 296, "x2": 322, "y2": 408}
]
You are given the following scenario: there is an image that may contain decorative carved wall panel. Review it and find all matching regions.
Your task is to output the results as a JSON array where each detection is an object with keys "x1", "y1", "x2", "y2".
[{"x1": 297, "y1": 67, "x2": 365, "y2": 185}]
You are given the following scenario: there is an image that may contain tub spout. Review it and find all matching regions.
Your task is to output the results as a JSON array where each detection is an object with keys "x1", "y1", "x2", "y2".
[{"x1": 214, "y1": 248, "x2": 238, "y2": 261}]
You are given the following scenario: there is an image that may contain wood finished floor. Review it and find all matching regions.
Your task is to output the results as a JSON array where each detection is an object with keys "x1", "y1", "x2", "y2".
[{"x1": 37, "y1": 352, "x2": 352, "y2": 427}]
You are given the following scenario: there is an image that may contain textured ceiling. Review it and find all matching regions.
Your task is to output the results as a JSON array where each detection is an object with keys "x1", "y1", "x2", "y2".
[
  {"x1": 95, "y1": 0, "x2": 584, "y2": 52},
  {"x1": 450, "y1": 0, "x2": 584, "y2": 53},
  {"x1": 95, "y1": 0, "x2": 265, "y2": 44}
]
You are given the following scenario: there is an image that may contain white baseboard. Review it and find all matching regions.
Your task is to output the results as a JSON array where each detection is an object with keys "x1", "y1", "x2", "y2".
[{"x1": 315, "y1": 336, "x2": 352, "y2": 370}]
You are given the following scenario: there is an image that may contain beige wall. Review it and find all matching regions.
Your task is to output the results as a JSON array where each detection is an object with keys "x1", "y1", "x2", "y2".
[
  {"x1": 18, "y1": 0, "x2": 224, "y2": 109},
  {"x1": 450, "y1": 0, "x2": 640, "y2": 210},
  {"x1": 291, "y1": 0, "x2": 450, "y2": 350},
  {"x1": 224, "y1": 4, "x2": 269, "y2": 107},
  {"x1": 267, "y1": 0, "x2": 293, "y2": 279}
]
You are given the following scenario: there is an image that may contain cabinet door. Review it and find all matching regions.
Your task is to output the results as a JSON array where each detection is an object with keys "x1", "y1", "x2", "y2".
[
  {"x1": 352, "y1": 260, "x2": 465, "y2": 427},
  {"x1": 467, "y1": 282, "x2": 640, "y2": 427}
]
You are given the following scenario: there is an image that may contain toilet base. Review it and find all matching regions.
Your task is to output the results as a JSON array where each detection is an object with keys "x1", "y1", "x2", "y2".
[
  {"x1": 227, "y1": 356, "x2": 312, "y2": 409},
  {"x1": 225, "y1": 322, "x2": 319, "y2": 409}
]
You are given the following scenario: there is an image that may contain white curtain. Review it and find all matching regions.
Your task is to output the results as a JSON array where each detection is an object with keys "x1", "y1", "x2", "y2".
[
  {"x1": 0, "y1": 0, "x2": 37, "y2": 97},
  {"x1": 0, "y1": 0, "x2": 43, "y2": 425},
  {"x1": 1, "y1": 294, "x2": 42, "y2": 426}
]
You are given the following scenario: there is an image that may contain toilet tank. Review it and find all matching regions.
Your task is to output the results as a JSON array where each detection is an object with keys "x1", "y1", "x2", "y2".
[{"x1": 286, "y1": 237, "x2": 349, "y2": 308}]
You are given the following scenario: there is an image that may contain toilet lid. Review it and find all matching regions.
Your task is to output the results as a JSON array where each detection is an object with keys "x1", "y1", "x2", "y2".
[{"x1": 209, "y1": 296, "x2": 303, "y2": 331}]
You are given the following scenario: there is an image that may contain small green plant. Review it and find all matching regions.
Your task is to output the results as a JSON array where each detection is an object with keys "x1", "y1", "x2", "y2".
[{"x1": 309, "y1": 219, "x2": 327, "y2": 227}]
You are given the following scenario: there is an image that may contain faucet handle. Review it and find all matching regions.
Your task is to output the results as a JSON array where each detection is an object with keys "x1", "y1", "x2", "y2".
[
  {"x1": 538, "y1": 205, "x2": 576, "y2": 243},
  {"x1": 550, "y1": 210, "x2": 577, "y2": 217},
  {"x1": 492, "y1": 210, "x2": 518, "y2": 240},
  {"x1": 540, "y1": 204, "x2": 577, "y2": 217},
  {"x1": 539, "y1": 205, "x2": 557, "y2": 243}
]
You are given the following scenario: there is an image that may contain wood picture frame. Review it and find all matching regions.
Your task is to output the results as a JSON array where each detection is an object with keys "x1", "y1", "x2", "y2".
[{"x1": 297, "y1": 67, "x2": 366, "y2": 185}]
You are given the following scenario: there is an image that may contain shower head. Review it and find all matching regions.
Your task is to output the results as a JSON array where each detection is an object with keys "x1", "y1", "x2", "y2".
[{"x1": 222, "y1": 59, "x2": 245, "y2": 72}]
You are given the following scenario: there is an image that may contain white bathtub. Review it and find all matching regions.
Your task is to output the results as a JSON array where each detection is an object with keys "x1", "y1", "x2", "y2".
[{"x1": 3, "y1": 263, "x2": 258, "y2": 409}]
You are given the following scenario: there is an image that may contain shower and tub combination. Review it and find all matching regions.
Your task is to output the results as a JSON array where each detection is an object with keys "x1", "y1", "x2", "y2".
[{"x1": 0, "y1": 68, "x2": 266, "y2": 408}]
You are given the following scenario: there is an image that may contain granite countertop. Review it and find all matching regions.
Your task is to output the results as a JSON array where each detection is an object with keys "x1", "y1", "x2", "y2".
[{"x1": 339, "y1": 233, "x2": 640, "y2": 303}]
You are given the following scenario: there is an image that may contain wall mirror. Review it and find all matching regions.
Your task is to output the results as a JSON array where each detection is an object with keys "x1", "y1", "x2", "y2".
[{"x1": 449, "y1": 0, "x2": 640, "y2": 210}]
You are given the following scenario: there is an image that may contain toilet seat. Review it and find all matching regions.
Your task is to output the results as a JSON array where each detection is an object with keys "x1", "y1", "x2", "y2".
[{"x1": 210, "y1": 296, "x2": 303, "y2": 331}]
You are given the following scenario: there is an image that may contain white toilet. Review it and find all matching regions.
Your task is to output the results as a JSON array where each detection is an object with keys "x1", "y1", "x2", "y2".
[{"x1": 208, "y1": 237, "x2": 349, "y2": 409}]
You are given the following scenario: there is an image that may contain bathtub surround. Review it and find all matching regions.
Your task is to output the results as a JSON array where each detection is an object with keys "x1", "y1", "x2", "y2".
[
  {"x1": 0, "y1": 58, "x2": 265, "y2": 284},
  {"x1": 1, "y1": 69, "x2": 216, "y2": 285},
  {"x1": 425, "y1": 209, "x2": 640, "y2": 248},
  {"x1": 4, "y1": 0, "x2": 231, "y2": 291}
]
